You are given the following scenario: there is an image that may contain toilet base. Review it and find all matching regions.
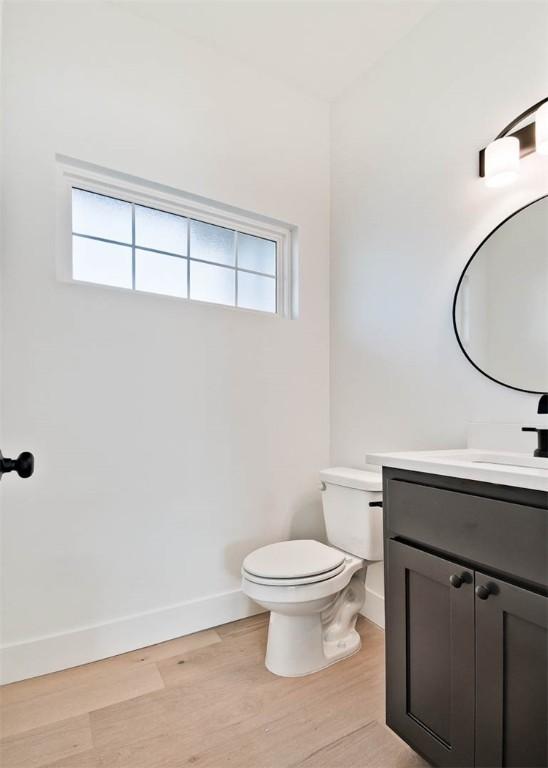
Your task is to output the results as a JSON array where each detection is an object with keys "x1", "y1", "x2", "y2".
[
  {"x1": 264, "y1": 567, "x2": 366, "y2": 677},
  {"x1": 265, "y1": 615, "x2": 361, "y2": 676}
]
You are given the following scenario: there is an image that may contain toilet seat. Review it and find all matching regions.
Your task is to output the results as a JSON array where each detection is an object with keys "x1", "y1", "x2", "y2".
[
  {"x1": 242, "y1": 560, "x2": 346, "y2": 586},
  {"x1": 242, "y1": 551, "x2": 363, "y2": 606},
  {"x1": 242, "y1": 540, "x2": 345, "y2": 582}
]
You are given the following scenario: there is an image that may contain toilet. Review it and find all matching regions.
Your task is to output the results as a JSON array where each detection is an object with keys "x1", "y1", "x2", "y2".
[{"x1": 241, "y1": 467, "x2": 383, "y2": 677}]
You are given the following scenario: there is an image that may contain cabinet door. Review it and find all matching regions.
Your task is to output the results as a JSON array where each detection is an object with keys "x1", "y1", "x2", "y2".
[
  {"x1": 475, "y1": 573, "x2": 548, "y2": 768},
  {"x1": 386, "y1": 540, "x2": 475, "y2": 767}
]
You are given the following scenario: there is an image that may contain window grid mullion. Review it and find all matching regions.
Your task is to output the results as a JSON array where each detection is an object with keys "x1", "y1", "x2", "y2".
[{"x1": 73, "y1": 232, "x2": 132, "y2": 249}]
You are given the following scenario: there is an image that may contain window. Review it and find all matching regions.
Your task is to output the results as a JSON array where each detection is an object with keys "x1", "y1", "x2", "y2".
[
  {"x1": 57, "y1": 157, "x2": 294, "y2": 316},
  {"x1": 71, "y1": 189, "x2": 278, "y2": 313}
]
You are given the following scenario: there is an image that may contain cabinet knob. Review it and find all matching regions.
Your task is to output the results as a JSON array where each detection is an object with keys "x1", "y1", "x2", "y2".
[
  {"x1": 475, "y1": 584, "x2": 492, "y2": 601},
  {"x1": 449, "y1": 573, "x2": 464, "y2": 588}
]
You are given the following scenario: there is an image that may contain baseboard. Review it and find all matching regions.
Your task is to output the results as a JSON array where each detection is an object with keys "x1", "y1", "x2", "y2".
[
  {"x1": 360, "y1": 587, "x2": 385, "y2": 629},
  {"x1": 0, "y1": 589, "x2": 263, "y2": 684}
]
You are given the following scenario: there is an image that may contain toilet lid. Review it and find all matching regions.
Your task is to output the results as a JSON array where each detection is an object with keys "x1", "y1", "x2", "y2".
[{"x1": 242, "y1": 540, "x2": 345, "y2": 580}]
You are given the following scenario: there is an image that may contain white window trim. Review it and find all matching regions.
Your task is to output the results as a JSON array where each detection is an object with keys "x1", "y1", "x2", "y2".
[{"x1": 55, "y1": 155, "x2": 295, "y2": 317}]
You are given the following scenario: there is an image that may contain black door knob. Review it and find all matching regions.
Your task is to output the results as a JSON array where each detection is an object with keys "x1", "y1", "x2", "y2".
[
  {"x1": 0, "y1": 450, "x2": 34, "y2": 480},
  {"x1": 450, "y1": 573, "x2": 464, "y2": 588},
  {"x1": 475, "y1": 584, "x2": 492, "y2": 600}
]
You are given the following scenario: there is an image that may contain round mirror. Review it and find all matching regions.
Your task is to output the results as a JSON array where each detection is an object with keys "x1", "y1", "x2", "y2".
[{"x1": 453, "y1": 196, "x2": 548, "y2": 394}]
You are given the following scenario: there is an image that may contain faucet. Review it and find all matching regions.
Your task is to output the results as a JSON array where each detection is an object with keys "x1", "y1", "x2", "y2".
[{"x1": 522, "y1": 394, "x2": 548, "y2": 458}]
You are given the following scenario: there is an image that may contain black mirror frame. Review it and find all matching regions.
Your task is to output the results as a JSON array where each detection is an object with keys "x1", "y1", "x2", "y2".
[{"x1": 452, "y1": 194, "x2": 548, "y2": 396}]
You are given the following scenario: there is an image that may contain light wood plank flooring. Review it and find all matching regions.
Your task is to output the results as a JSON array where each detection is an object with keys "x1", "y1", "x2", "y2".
[{"x1": 0, "y1": 615, "x2": 425, "y2": 768}]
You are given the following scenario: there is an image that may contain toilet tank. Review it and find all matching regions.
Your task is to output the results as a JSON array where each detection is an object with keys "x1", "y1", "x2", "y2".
[{"x1": 320, "y1": 467, "x2": 383, "y2": 561}]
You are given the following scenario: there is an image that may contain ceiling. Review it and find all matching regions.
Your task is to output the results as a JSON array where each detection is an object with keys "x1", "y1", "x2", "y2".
[{"x1": 117, "y1": 1, "x2": 437, "y2": 102}]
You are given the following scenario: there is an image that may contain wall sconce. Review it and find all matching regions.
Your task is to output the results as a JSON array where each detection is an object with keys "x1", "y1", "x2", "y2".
[{"x1": 479, "y1": 97, "x2": 548, "y2": 187}]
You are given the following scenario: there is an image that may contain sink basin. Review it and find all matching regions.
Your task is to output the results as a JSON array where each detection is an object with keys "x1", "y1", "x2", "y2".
[
  {"x1": 420, "y1": 449, "x2": 548, "y2": 471},
  {"x1": 471, "y1": 456, "x2": 547, "y2": 470},
  {"x1": 367, "y1": 448, "x2": 548, "y2": 492}
]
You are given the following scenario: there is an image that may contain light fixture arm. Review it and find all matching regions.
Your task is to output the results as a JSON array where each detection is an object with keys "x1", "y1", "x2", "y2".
[
  {"x1": 479, "y1": 96, "x2": 548, "y2": 177},
  {"x1": 493, "y1": 97, "x2": 548, "y2": 139}
]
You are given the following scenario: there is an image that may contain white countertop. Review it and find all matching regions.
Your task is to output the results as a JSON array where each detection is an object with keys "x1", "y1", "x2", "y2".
[{"x1": 367, "y1": 449, "x2": 548, "y2": 493}]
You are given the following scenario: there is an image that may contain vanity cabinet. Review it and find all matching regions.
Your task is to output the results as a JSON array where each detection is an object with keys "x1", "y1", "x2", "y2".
[{"x1": 383, "y1": 468, "x2": 548, "y2": 768}]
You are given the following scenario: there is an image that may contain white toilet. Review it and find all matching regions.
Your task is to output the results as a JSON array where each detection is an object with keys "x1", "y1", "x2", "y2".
[{"x1": 241, "y1": 467, "x2": 383, "y2": 677}]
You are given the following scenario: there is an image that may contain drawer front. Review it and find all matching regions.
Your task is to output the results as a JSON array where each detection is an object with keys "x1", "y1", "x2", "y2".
[{"x1": 385, "y1": 478, "x2": 548, "y2": 589}]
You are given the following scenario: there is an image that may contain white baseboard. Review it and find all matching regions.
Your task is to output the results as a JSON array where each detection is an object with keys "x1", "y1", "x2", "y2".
[
  {"x1": 0, "y1": 589, "x2": 263, "y2": 684},
  {"x1": 360, "y1": 587, "x2": 385, "y2": 629}
]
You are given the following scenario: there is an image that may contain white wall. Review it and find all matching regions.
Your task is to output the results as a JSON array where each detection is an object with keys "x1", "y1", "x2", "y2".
[
  {"x1": 330, "y1": 1, "x2": 548, "y2": 610},
  {"x1": 3, "y1": 0, "x2": 546, "y2": 679},
  {"x1": 0, "y1": 2, "x2": 330, "y2": 682}
]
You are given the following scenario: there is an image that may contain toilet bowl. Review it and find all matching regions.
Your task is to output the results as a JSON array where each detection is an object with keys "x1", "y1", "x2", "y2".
[{"x1": 241, "y1": 467, "x2": 383, "y2": 677}]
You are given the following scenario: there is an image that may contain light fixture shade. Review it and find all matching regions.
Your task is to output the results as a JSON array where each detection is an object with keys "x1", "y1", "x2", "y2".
[
  {"x1": 484, "y1": 136, "x2": 520, "y2": 188},
  {"x1": 535, "y1": 102, "x2": 548, "y2": 156}
]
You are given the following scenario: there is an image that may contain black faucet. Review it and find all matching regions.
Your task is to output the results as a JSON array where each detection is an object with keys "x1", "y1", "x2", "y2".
[{"x1": 522, "y1": 394, "x2": 548, "y2": 458}]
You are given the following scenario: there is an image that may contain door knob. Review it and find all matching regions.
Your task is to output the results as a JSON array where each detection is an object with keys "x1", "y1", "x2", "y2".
[
  {"x1": 475, "y1": 584, "x2": 492, "y2": 601},
  {"x1": 0, "y1": 450, "x2": 34, "y2": 480}
]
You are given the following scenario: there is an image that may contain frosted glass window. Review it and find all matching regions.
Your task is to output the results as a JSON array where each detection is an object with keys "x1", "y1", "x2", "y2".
[
  {"x1": 135, "y1": 206, "x2": 187, "y2": 256},
  {"x1": 238, "y1": 233, "x2": 276, "y2": 276},
  {"x1": 190, "y1": 261, "x2": 235, "y2": 306},
  {"x1": 190, "y1": 220, "x2": 235, "y2": 266},
  {"x1": 238, "y1": 272, "x2": 276, "y2": 313},
  {"x1": 72, "y1": 236, "x2": 132, "y2": 288},
  {"x1": 69, "y1": 182, "x2": 283, "y2": 314},
  {"x1": 72, "y1": 189, "x2": 132, "y2": 243},
  {"x1": 135, "y1": 250, "x2": 187, "y2": 298}
]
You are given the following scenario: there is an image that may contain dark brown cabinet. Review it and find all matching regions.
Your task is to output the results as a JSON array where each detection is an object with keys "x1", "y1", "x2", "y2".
[
  {"x1": 475, "y1": 574, "x2": 548, "y2": 768},
  {"x1": 386, "y1": 540, "x2": 475, "y2": 767},
  {"x1": 384, "y1": 468, "x2": 548, "y2": 768}
]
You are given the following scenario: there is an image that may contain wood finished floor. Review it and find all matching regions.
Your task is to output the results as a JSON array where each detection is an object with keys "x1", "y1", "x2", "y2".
[{"x1": 0, "y1": 615, "x2": 426, "y2": 768}]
